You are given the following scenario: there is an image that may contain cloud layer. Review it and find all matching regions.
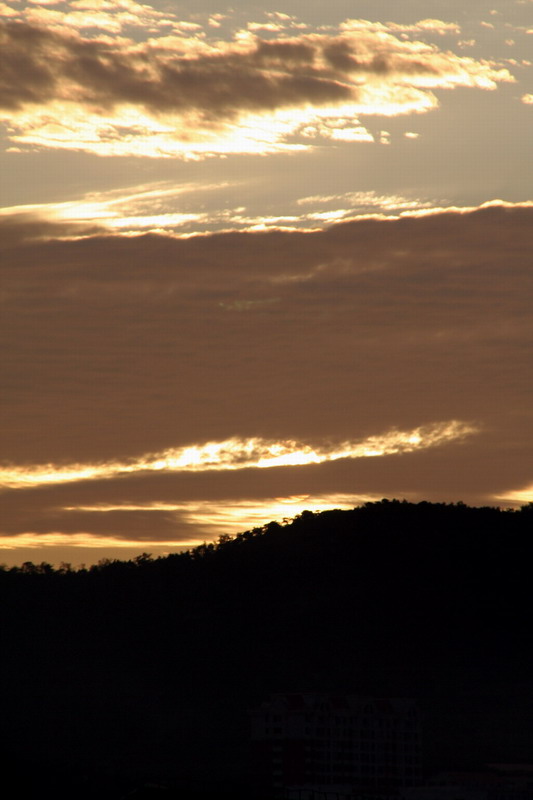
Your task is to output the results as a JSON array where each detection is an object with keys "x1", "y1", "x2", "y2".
[
  {"x1": 1, "y1": 202, "x2": 532, "y2": 558},
  {"x1": 0, "y1": 14, "x2": 514, "y2": 156}
]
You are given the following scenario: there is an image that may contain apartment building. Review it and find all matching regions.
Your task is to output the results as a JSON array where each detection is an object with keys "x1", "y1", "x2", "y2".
[{"x1": 250, "y1": 693, "x2": 422, "y2": 798}]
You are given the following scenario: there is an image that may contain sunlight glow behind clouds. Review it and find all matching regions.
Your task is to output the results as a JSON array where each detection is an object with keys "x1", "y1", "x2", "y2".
[
  {"x1": 494, "y1": 485, "x2": 533, "y2": 505},
  {"x1": 61, "y1": 493, "x2": 365, "y2": 520},
  {"x1": 0, "y1": 11, "x2": 514, "y2": 158},
  {"x1": 0, "y1": 185, "x2": 459, "y2": 237},
  {"x1": 0, "y1": 532, "x2": 205, "y2": 551},
  {"x1": 0, "y1": 494, "x2": 382, "y2": 556},
  {"x1": 0, "y1": 421, "x2": 477, "y2": 490}
]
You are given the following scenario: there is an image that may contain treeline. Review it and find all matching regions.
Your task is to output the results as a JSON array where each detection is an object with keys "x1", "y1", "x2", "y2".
[
  {"x1": 3, "y1": 498, "x2": 532, "y2": 575},
  {"x1": 1, "y1": 500, "x2": 532, "y2": 797}
]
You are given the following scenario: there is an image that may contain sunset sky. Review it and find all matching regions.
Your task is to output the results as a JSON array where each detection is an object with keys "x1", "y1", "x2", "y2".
[{"x1": 1, "y1": 0, "x2": 532, "y2": 566}]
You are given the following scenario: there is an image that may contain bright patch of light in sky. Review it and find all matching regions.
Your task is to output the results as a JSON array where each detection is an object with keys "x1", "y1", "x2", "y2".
[
  {"x1": 494, "y1": 486, "x2": 533, "y2": 506},
  {"x1": 0, "y1": 421, "x2": 477, "y2": 489},
  {"x1": 0, "y1": 532, "x2": 204, "y2": 551},
  {"x1": 0, "y1": 494, "x2": 379, "y2": 561},
  {"x1": 0, "y1": 8, "x2": 515, "y2": 159}
]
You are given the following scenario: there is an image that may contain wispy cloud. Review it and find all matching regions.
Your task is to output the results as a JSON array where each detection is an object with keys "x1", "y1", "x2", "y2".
[
  {"x1": 0, "y1": 493, "x2": 374, "y2": 565},
  {"x1": 0, "y1": 182, "x2": 468, "y2": 238},
  {"x1": 0, "y1": 180, "x2": 228, "y2": 232},
  {"x1": 60, "y1": 493, "x2": 375, "y2": 534},
  {"x1": 0, "y1": 421, "x2": 477, "y2": 490},
  {"x1": 296, "y1": 190, "x2": 434, "y2": 212},
  {"x1": 0, "y1": 532, "x2": 204, "y2": 551},
  {"x1": 339, "y1": 19, "x2": 462, "y2": 36},
  {"x1": 494, "y1": 485, "x2": 533, "y2": 505}
]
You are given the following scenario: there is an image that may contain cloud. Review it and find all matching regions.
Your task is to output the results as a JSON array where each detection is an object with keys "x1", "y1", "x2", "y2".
[
  {"x1": 0, "y1": 17, "x2": 514, "y2": 157},
  {"x1": 0, "y1": 421, "x2": 475, "y2": 489},
  {"x1": 0, "y1": 179, "x2": 238, "y2": 237},
  {"x1": 299, "y1": 119, "x2": 374, "y2": 142},
  {"x1": 24, "y1": 0, "x2": 181, "y2": 33},
  {"x1": 297, "y1": 190, "x2": 425, "y2": 208},
  {"x1": 59, "y1": 493, "x2": 372, "y2": 531},
  {"x1": 495, "y1": 484, "x2": 533, "y2": 505},
  {"x1": 0, "y1": 493, "x2": 378, "y2": 566},
  {"x1": 0, "y1": 183, "x2": 470, "y2": 237},
  {"x1": 0, "y1": 3, "x2": 19, "y2": 17},
  {"x1": 0, "y1": 22, "x2": 348, "y2": 116},
  {"x1": 339, "y1": 19, "x2": 462, "y2": 37},
  {"x1": 1, "y1": 202, "x2": 532, "y2": 552},
  {"x1": 0, "y1": 532, "x2": 203, "y2": 551}
]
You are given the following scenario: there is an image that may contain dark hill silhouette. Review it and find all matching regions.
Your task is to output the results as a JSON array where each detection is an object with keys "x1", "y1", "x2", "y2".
[{"x1": 1, "y1": 500, "x2": 532, "y2": 798}]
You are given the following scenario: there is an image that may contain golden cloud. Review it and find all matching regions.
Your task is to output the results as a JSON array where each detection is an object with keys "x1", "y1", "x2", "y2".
[
  {"x1": 494, "y1": 485, "x2": 533, "y2": 505},
  {"x1": 0, "y1": 422, "x2": 477, "y2": 490},
  {"x1": 0, "y1": 16, "x2": 514, "y2": 157},
  {"x1": 59, "y1": 493, "x2": 375, "y2": 535}
]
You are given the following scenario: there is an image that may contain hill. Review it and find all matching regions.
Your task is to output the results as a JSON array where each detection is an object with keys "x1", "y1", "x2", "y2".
[{"x1": 1, "y1": 500, "x2": 532, "y2": 797}]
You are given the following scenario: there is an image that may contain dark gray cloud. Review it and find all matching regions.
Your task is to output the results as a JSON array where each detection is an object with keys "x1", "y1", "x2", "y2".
[
  {"x1": 322, "y1": 40, "x2": 441, "y2": 76},
  {"x1": 0, "y1": 21, "x2": 352, "y2": 118},
  {"x1": 0, "y1": 19, "x2": 510, "y2": 122},
  {"x1": 1, "y1": 203, "x2": 532, "y2": 550}
]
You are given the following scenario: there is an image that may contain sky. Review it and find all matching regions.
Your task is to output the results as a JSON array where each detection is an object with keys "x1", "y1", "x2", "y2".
[{"x1": 1, "y1": 0, "x2": 532, "y2": 566}]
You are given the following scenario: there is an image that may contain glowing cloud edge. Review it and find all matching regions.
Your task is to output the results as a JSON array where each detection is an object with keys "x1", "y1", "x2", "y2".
[{"x1": 0, "y1": 420, "x2": 478, "y2": 490}]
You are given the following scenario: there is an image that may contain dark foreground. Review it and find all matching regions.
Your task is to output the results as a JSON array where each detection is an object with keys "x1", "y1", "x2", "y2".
[{"x1": 1, "y1": 501, "x2": 532, "y2": 798}]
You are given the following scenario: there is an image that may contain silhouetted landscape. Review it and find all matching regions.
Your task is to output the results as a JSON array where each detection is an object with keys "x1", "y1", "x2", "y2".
[{"x1": 1, "y1": 500, "x2": 532, "y2": 798}]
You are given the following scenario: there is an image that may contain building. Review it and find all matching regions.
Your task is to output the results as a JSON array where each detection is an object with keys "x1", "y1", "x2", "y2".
[
  {"x1": 404, "y1": 766, "x2": 533, "y2": 800},
  {"x1": 250, "y1": 693, "x2": 422, "y2": 799}
]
